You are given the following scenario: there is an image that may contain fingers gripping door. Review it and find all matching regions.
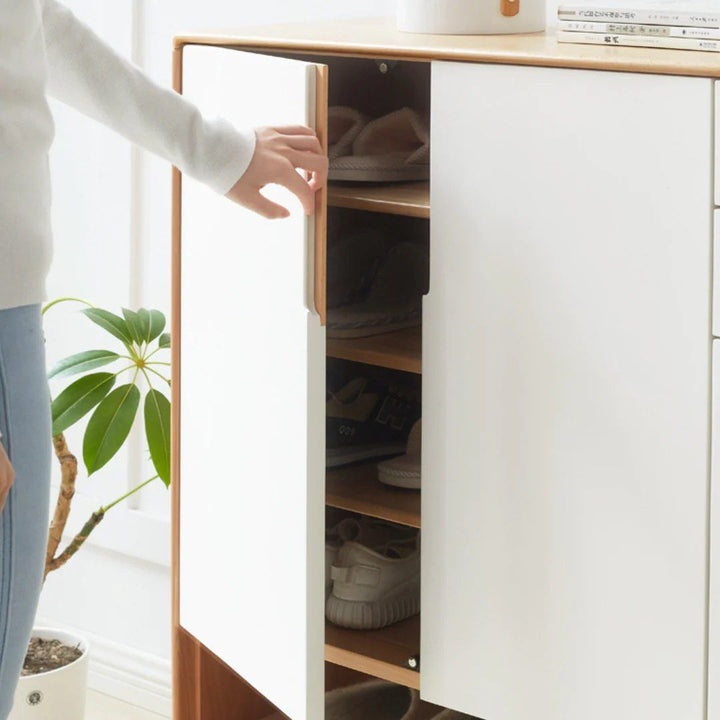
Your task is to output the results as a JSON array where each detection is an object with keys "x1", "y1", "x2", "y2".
[{"x1": 177, "y1": 46, "x2": 327, "y2": 720}]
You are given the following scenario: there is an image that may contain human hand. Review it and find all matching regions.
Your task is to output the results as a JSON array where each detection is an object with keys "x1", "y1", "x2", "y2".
[
  {"x1": 225, "y1": 125, "x2": 328, "y2": 219},
  {"x1": 0, "y1": 442, "x2": 14, "y2": 514}
]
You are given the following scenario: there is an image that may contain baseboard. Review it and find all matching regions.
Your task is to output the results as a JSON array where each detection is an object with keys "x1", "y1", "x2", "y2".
[{"x1": 35, "y1": 618, "x2": 172, "y2": 717}]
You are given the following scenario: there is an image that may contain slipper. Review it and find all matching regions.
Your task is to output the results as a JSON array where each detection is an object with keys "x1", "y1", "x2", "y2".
[
  {"x1": 262, "y1": 680, "x2": 422, "y2": 719},
  {"x1": 327, "y1": 228, "x2": 393, "y2": 310},
  {"x1": 330, "y1": 107, "x2": 430, "y2": 183},
  {"x1": 327, "y1": 241, "x2": 428, "y2": 339},
  {"x1": 328, "y1": 106, "x2": 370, "y2": 161},
  {"x1": 378, "y1": 419, "x2": 421, "y2": 490}
]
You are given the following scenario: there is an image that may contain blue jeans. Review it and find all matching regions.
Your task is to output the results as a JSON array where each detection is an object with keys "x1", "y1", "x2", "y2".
[{"x1": 0, "y1": 304, "x2": 52, "y2": 719}]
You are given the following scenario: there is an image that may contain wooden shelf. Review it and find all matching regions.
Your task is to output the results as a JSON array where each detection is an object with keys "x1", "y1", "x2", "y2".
[
  {"x1": 325, "y1": 616, "x2": 420, "y2": 690},
  {"x1": 327, "y1": 327, "x2": 421, "y2": 374},
  {"x1": 327, "y1": 463, "x2": 420, "y2": 528},
  {"x1": 328, "y1": 182, "x2": 430, "y2": 219}
]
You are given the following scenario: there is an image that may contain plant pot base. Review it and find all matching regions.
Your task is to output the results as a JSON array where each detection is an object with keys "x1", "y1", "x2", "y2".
[{"x1": 10, "y1": 628, "x2": 89, "y2": 720}]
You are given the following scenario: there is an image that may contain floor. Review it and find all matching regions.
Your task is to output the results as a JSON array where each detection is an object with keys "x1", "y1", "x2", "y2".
[{"x1": 86, "y1": 690, "x2": 168, "y2": 720}]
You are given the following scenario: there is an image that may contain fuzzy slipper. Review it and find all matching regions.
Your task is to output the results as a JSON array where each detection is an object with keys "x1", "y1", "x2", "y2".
[
  {"x1": 263, "y1": 680, "x2": 422, "y2": 720},
  {"x1": 330, "y1": 107, "x2": 430, "y2": 183},
  {"x1": 378, "y1": 419, "x2": 421, "y2": 490},
  {"x1": 327, "y1": 241, "x2": 428, "y2": 339},
  {"x1": 328, "y1": 106, "x2": 370, "y2": 161},
  {"x1": 327, "y1": 228, "x2": 393, "y2": 310}
]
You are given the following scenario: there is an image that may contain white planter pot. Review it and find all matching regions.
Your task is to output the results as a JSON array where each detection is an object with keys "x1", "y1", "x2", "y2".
[
  {"x1": 397, "y1": 0, "x2": 546, "y2": 34},
  {"x1": 10, "y1": 628, "x2": 89, "y2": 720}
]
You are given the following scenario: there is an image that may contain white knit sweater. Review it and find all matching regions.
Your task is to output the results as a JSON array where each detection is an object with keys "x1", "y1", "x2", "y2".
[{"x1": 0, "y1": 0, "x2": 257, "y2": 310}]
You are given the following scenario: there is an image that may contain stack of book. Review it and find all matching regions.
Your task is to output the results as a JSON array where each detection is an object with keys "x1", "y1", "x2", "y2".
[{"x1": 557, "y1": 0, "x2": 720, "y2": 52}]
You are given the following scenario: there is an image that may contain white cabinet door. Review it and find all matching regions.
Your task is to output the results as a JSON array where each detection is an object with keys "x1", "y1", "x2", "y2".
[
  {"x1": 178, "y1": 46, "x2": 326, "y2": 720},
  {"x1": 423, "y1": 62, "x2": 712, "y2": 720},
  {"x1": 710, "y1": 337, "x2": 720, "y2": 720}
]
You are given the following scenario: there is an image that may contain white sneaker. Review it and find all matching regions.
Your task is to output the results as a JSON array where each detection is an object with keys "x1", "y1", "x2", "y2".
[
  {"x1": 327, "y1": 537, "x2": 420, "y2": 630},
  {"x1": 325, "y1": 518, "x2": 416, "y2": 598}
]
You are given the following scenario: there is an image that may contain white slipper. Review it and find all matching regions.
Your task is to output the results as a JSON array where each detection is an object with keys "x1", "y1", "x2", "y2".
[
  {"x1": 378, "y1": 419, "x2": 421, "y2": 490},
  {"x1": 330, "y1": 107, "x2": 430, "y2": 183}
]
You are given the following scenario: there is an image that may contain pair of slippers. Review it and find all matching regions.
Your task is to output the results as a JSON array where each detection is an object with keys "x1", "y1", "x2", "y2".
[
  {"x1": 327, "y1": 229, "x2": 429, "y2": 339},
  {"x1": 328, "y1": 106, "x2": 430, "y2": 183},
  {"x1": 265, "y1": 679, "x2": 476, "y2": 720}
]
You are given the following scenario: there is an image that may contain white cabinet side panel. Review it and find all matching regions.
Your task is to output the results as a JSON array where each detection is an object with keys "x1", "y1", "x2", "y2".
[
  {"x1": 179, "y1": 46, "x2": 325, "y2": 720},
  {"x1": 424, "y1": 62, "x2": 712, "y2": 720},
  {"x1": 711, "y1": 339, "x2": 720, "y2": 720},
  {"x1": 715, "y1": 81, "x2": 719, "y2": 208}
]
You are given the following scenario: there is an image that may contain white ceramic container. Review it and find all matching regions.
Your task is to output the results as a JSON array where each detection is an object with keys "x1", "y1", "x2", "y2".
[
  {"x1": 10, "y1": 628, "x2": 89, "y2": 720},
  {"x1": 397, "y1": 0, "x2": 546, "y2": 34}
]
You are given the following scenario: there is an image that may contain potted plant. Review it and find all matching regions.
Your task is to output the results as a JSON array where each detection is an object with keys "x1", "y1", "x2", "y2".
[{"x1": 10, "y1": 299, "x2": 171, "y2": 720}]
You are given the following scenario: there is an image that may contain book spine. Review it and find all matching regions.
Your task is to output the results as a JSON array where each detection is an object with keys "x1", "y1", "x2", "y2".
[
  {"x1": 558, "y1": 6, "x2": 720, "y2": 29},
  {"x1": 556, "y1": 29, "x2": 720, "y2": 50},
  {"x1": 558, "y1": 19, "x2": 720, "y2": 38}
]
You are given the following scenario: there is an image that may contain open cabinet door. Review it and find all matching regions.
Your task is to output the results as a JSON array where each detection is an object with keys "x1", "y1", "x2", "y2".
[{"x1": 175, "y1": 45, "x2": 327, "y2": 720}]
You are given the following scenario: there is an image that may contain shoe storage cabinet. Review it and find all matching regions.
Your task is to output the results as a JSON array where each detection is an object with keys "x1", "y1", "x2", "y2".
[{"x1": 171, "y1": 19, "x2": 720, "y2": 720}]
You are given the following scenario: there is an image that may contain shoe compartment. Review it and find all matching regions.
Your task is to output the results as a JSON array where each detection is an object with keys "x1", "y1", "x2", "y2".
[
  {"x1": 326, "y1": 209, "x2": 428, "y2": 374},
  {"x1": 266, "y1": 48, "x2": 432, "y2": 698},
  {"x1": 325, "y1": 356, "x2": 423, "y2": 686},
  {"x1": 269, "y1": 51, "x2": 431, "y2": 216},
  {"x1": 320, "y1": 58, "x2": 430, "y2": 698}
]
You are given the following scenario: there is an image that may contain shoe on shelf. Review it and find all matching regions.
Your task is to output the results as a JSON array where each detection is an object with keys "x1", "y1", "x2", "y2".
[
  {"x1": 327, "y1": 534, "x2": 420, "y2": 630},
  {"x1": 329, "y1": 107, "x2": 430, "y2": 183},
  {"x1": 326, "y1": 372, "x2": 420, "y2": 468},
  {"x1": 327, "y1": 227, "x2": 393, "y2": 311},
  {"x1": 328, "y1": 106, "x2": 370, "y2": 161},
  {"x1": 378, "y1": 419, "x2": 421, "y2": 490},
  {"x1": 263, "y1": 680, "x2": 478, "y2": 720},
  {"x1": 326, "y1": 517, "x2": 418, "y2": 598},
  {"x1": 327, "y1": 680, "x2": 418, "y2": 720},
  {"x1": 327, "y1": 242, "x2": 429, "y2": 339}
]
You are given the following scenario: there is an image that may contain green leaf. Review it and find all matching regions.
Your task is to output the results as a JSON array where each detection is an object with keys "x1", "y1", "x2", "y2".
[
  {"x1": 158, "y1": 333, "x2": 171, "y2": 349},
  {"x1": 83, "y1": 308, "x2": 133, "y2": 346},
  {"x1": 83, "y1": 383, "x2": 141, "y2": 475},
  {"x1": 122, "y1": 308, "x2": 145, "y2": 346},
  {"x1": 144, "y1": 389, "x2": 171, "y2": 487},
  {"x1": 52, "y1": 372, "x2": 116, "y2": 435},
  {"x1": 145, "y1": 310, "x2": 166, "y2": 344},
  {"x1": 48, "y1": 350, "x2": 120, "y2": 380},
  {"x1": 136, "y1": 309, "x2": 151, "y2": 344}
]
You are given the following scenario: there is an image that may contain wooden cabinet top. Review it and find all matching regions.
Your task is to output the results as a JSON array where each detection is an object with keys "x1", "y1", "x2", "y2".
[{"x1": 175, "y1": 16, "x2": 720, "y2": 79}]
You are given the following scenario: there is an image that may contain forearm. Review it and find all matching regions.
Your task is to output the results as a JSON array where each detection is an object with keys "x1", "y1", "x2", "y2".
[{"x1": 41, "y1": 0, "x2": 255, "y2": 194}]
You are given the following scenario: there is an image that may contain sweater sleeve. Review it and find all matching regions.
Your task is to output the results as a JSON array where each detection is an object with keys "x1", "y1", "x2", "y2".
[{"x1": 41, "y1": 0, "x2": 256, "y2": 195}]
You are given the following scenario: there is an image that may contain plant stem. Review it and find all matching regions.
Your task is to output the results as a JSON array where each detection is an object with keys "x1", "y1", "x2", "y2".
[
  {"x1": 144, "y1": 346, "x2": 164, "y2": 361},
  {"x1": 46, "y1": 510, "x2": 106, "y2": 574},
  {"x1": 146, "y1": 362, "x2": 171, "y2": 367},
  {"x1": 140, "y1": 368, "x2": 153, "y2": 390},
  {"x1": 145, "y1": 366, "x2": 170, "y2": 385},
  {"x1": 44, "y1": 434, "x2": 78, "y2": 581},
  {"x1": 102, "y1": 475, "x2": 159, "y2": 513},
  {"x1": 42, "y1": 297, "x2": 94, "y2": 315}
]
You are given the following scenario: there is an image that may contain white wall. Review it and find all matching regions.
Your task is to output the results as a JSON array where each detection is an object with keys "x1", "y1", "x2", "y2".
[{"x1": 39, "y1": 0, "x2": 563, "y2": 714}]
